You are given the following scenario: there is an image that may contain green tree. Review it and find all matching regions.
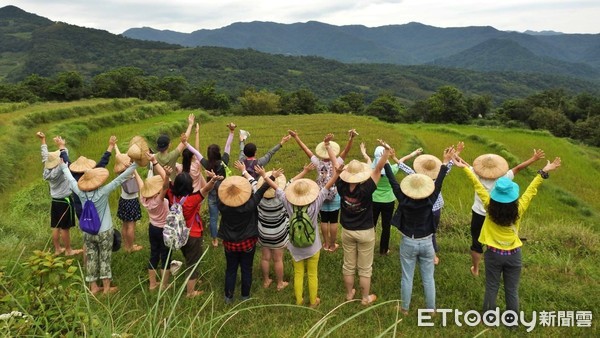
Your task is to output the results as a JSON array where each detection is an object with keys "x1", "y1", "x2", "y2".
[
  {"x1": 340, "y1": 92, "x2": 365, "y2": 114},
  {"x1": 528, "y1": 107, "x2": 574, "y2": 137},
  {"x1": 497, "y1": 99, "x2": 531, "y2": 122},
  {"x1": 466, "y1": 94, "x2": 492, "y2": 118},
  {"x1": 48, "y1": 71, "x2": 86, "y2": 101},
  {"x1": 329, "y1": 99, "x2": 352, "y2": 114},
  {"x1": 424, "y1": 86, "x2": 470, "y2": 124},
  {"x1": 21, "y1": 74, "x2": 52, "y2": 100},
  {"x1": 573, "y1": 115, "x2": 600, "y2": 146},
  {"x1": 92, "y1": 67, "x2": 145, "y2": 98},
  {"x1": 159, "y1": 76, "x2": 188, "y2": 101},
  {"x1": 281, "y1": 88, "x2": 320, "y2": 114},
  {"x1": 238, "y1": 89, "x2": 281, "y2": 115},
  {"x1": 365, "y1": 93, "x2": 405, "y2": 123},
  {"x1": 179, "y1": 82, "x2": 230, "y2": 110}
]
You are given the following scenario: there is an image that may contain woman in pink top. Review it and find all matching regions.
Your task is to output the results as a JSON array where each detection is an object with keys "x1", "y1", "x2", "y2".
[{"x1": 134, "y1": 154, "x2": 171, "y2": 291}]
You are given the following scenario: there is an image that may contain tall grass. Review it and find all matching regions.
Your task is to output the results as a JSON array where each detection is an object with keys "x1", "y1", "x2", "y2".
[{"x1": 1, "y1": 101, "x2": 599, "y2": 336}]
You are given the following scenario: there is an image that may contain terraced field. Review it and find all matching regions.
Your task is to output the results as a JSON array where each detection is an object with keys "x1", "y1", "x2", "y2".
[{"x1": 0, "y1": 99, "x2": 598, "y2": 337}]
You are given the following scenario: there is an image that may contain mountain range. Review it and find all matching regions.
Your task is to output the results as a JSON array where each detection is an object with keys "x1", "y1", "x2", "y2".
[
  {"x1": 123, "y1": 21, "x2": 600, "y2": 80},
  {"x1": 0, "y1": 5, "x2": 598, "y2": 103}
]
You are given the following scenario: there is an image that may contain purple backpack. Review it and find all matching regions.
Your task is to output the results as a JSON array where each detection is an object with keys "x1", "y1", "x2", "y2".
[{"x1": 80, "y1": 193, "x2": 101, "y2": 235}]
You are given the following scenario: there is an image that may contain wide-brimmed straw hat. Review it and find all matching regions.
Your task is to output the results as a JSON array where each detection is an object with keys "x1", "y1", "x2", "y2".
[
  {"x1": 45, "y1": 150, "x2": 61, "y2": 169},
  {"x1": 414, "y1": 155, "x2": 442, "y2": 179},
  {"x1": 114, "y1": 153, "x2": 131, "y2": 173},
  {"x1": 77, "y1": 168, "x2": 110, "y2": 191},
  {"x1": 340, "y1": 160, "x2": 371, "y2": 183},
  {"x1": 400, "y1": 173, "x2": 435, "y2": 199},
  {"x1": 140, "y1": 175, "x2": 164, "y2": 198},
  {"x1": 473, "y1": 154, "x2": 509, "y2": 180},
  {"x1": 218, "y1": 176, "x2": 252, "y2": 207},
  {"x1": 257, "y1": 171, "x2": 286, "y2": 199},
  {"x1": 490, "y1": 177, "x2": 519, "y2": 203},
  {"x1": 315, "y1": 141, "x2": 340, "y2": 160},
  {"x1": 285, "y1": 178, "x2": 319, "y2": 206},
  {"x1": 69, "y1": 156, "x2": 96, "y2": 173},
  {"x1": 127, "y1": 136, "x2": 150, "y2": 167}
]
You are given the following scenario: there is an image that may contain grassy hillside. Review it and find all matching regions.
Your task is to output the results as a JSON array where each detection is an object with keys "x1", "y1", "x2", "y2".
[{"x1": 0, "y1": 99, "x2": 598, "y2": 336}]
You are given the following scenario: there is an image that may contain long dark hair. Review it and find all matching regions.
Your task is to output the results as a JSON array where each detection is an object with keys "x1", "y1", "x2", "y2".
[
  {"x1": 487, "y1": 199, "x2": 519, "y2": 226},
  {"x1": 172, "y1": 172, "x2": 193, "y2": 197},
  {"x1": 206, "y1": 144, "x2": 222, "y2": 170},
  {"x1": 181, "y1": 149, "x2": 193, "y2": 173}
]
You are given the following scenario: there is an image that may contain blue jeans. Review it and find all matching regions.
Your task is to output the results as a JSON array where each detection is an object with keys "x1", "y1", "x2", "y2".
[
  {"x1": 483, "y1": 249, "x2": 522, "y2": 313},
  {"x1": 224, "y1": 246, "x2": 256, "y2": 299},
  {"x1": 208, "y1": 192, "x2": 219, "y2": 238},
  {"x1": 400, "y1": 235, "x2": 436, "y2": 311}
]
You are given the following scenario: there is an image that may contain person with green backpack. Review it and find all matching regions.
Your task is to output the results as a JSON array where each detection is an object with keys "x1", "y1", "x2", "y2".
[{"x1": 257, "y1": 137, "x2": 341, "y2": 308}]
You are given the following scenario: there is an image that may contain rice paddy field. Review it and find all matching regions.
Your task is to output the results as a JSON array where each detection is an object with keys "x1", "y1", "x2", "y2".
[{"x1": 0, "y1": 99, "x2": 598, "y2": 337}]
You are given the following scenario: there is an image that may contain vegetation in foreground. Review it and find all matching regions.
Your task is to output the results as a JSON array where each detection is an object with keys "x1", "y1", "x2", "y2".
[{"x1": 0, "y1": 100, "x2": 598, "y2": 337}]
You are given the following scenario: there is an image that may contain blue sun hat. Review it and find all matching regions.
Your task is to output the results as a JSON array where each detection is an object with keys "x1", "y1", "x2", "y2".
[{"x1": 490, "y1": 177, "x2": 519, "y2": 203}]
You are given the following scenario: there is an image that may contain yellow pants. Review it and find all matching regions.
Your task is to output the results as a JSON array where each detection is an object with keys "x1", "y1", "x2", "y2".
[{"x1": 292, "y1": 250, "x2": 320, "y2": 305}]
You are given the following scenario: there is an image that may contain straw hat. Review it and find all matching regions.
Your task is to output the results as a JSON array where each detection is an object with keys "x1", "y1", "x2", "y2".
[
  {"x1": 114, "y1": 153, "x2": 131, "y2": 173},
  {"x1": 414, "y1": 155, "x2": 442, "y2": 179},
  {"x1": 315, "y1": 141, "x2": 340, "y2": 159},
  {"x1": 340, "y1": 160, "x2": 371, "y2": 183},
  {"x1": 257, "y1": 171, "x2": 286, "y2": 199},
  {"x1": 140, "y1": 175, "x2": 164, "y2": 198},
  {"x1": 69, "y1": 156, "x2": 96, "y2": 173},
  {"x1": 400, "y1": 173, "x2": 435, "y2": 199},
  {"x1": 45, "y1": 150, "x2": 61, "y2": 169},
  {"x1": 285, "y1": 178, "x2": 319, "y2": 206},
  {"x1": 218, "y1": 176, "x2": 252, "y2": 207},
  {"x1": 78, "y1": 168, "x2": 110, "y2": 191},
  {"x1": 473, "y1": 154, "x2": 509, "y2": 180},
  {"x1": 127, "y1": 136, "x2": 150, "y2": 166}
]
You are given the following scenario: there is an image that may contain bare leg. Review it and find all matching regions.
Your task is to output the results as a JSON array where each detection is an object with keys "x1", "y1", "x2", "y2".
[
  {"x1": 320, "y1": 222, "x2": 329, "y2": 250},
  {"x1": 148, "y1": 269, "x2": 158, "y2": 290},
  {"x1": 471, "y1": 251, "x2": 481, "y2": 276},
  {"x1": 273, "y1": 248, "x2": 287, "y2": 290},
  {"x1": 123, "y1": 221, "x2": 142, "y2": 252},
  {"x1": 359, "y1": 276, "x2": 372, "y2": 300},
  {"x1": 52, "y1": 228, "x2": 63, "y2": 255},
  {"x1": 261, "y1": 247, "x2": 273, "y2": 288},
  {"x1": 343, "y1": 274, "x2": 355, "y2": 300},
  {"x1": 102, "y1": 278, "x2": 117, "y2": 294},
  {"x1": 186, "y1": 278, "x2": 203, "y2": 298},
  {"x1": 89, "y1": 281, "x2": 100, "y2": 295},
  {"x1": 329, "y1": 223, "x2": 339, "y2": 251}
]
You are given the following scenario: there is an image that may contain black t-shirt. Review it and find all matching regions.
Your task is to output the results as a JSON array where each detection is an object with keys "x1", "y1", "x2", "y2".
[{"x1": 336, "y1": 177, "x2": 377, "y2": 230}]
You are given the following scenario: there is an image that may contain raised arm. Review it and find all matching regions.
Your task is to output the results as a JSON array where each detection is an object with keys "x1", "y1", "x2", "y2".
[
  {"x1": 288, "y1": 129, "x2": 314, "y2": 159},
  {"x1": 360, "y1": 142, "x2": 372, "y2": 164},
  {"x1": 371, "y1": 139, "x2": 391, "y2": 184},
  {"x1": 36, "y1": 132, "x2": 48, "y2": 163},
  {"x1": 325, "y1": 163, "x2": 343, "y2": 190},
  {"x1": 398, "y1": 147, "x2": 422, "y2": 164},
  {"x1": 176, "y1": 114, "x2": 195, "y2": 153},
  {"x1": 224, "y1": 122, "x2": 236, "y2": 155},
  {"x1": 257, "y1": 135, "x2": 290, "y2": 166},
  {"x1": 511, "y1": 148, "x2": 545, "y2": 176},
  {"x1": 339, "y1": 129, "x2": 358, "y2": 160},
  {"x1": 255, "y1": 165, "x2": 282, "y2": 191},
  {"x1": 384, "y1": 163, "x2": 402, "y2": 200},
  {"x1": 234, "y1": 160, "x2": 254, "y2": 181},
  {"x1": 429, "y1": 147, "x2": 454, "y2": 202},
  {"x1": 200, "y1": 174, "x2": 223, "y2": 198},
  {"x1": 291, "y1": 163, "x2": 316, "y2": 181},
  {"x1": 185, "y1": 139, "x2": 203, "y2": 162},
  {"x1": 97, "y1": 135, "x2": 116, "y2": 168}
]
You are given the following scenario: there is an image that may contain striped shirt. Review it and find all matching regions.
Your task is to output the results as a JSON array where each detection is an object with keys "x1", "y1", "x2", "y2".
[{"x1": 257, "y1": 198, "x2": 289, "y2": 248}]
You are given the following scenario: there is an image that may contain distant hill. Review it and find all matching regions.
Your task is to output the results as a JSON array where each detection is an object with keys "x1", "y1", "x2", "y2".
[
  {"x1": 431, "y1": 38, "x2": 600, "y2": 80},
  {"x1": 1, "y1": 5, "x2": 598, "y2": 103},
  {"x1": 122, "y1": 21, "x2": 600, "y2": 80}
]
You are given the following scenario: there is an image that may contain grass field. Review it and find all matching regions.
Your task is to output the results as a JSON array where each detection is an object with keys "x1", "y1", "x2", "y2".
[{"x1": 0, "y1": 99, "x2": 598, "y2": 337}]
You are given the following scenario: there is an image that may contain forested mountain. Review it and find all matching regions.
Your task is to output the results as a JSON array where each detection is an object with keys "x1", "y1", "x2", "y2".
[
  {"x1": 123, "y1": 21, "x2": 600, "y2": 80},
  {"x1": 1, "y1": 5, "x2": 598, "y2": 103}
]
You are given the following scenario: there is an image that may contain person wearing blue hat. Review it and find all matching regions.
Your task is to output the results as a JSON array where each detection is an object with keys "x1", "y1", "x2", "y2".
[{"x1": 454, "y1": 156, "x2": 561, "y2": 314}]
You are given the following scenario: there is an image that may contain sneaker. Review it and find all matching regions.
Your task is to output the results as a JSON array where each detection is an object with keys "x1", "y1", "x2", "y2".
[
  {"x1": 240, "y1": 129, "x2": 250, "y2": 142},
  {"x1": 170, "y1": 260, "x2": 183, "y2": 276}
]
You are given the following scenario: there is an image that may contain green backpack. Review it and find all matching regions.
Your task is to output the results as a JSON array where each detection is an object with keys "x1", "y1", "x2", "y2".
[
  {"x1": 221, "y1": 161, "x2": 233, "y2": 177},
  {"x1": 289, "y1": 205, "x2": 315, "y2": 248}
]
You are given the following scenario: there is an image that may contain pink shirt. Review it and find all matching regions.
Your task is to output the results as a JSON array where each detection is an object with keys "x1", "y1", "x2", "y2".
[{"x1": 141, "y1": 195, "x2": 169, "y2": 227}]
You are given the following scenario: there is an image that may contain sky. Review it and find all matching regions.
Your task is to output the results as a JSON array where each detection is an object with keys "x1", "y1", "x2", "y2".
[{"x1": 7, "y1": 0, "x2": 600, "y2": 35}]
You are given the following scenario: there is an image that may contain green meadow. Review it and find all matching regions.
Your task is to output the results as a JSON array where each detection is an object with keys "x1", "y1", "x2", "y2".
[{"x1": 0, "y1": 99, "x2": 598, "y2": 337}]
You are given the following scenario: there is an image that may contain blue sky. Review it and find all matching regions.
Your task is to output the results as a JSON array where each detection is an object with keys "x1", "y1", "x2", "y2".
[{"x1": 7, "y1": 0, "x2": 600, "y2": 34}]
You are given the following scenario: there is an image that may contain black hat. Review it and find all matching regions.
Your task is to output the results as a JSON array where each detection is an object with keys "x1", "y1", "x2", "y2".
[{"x1": 156, "y1": 134, "x2": 170, "y2": 151}]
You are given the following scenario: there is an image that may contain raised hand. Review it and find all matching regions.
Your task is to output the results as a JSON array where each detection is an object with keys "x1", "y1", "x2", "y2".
[
  {"x1": 348, "y1": 129, "x2": 359, "y2": 138},
  {"x1": 226, "y1": 122, "x2": 236, "y2": 131},
  {"x1": 254, "y1": 164, "x2": 266, "y2": 177},
  {"x1": 442, "y1": 146, "x2": 456, "y2": 164},
  {"x1": 376, "y1": 139, "x2": 391, "y2": 150},
  {"x1": 233, "y1": 160, "x2": 246, "y2": 172},
  {"x1": 334, "y1": 164, "x2": 346, "y2": 175},
  {"x1": 180, "y1": 133, "x2": 188, "y2": 145},
  {"x1": 324, "y1": 133, "x2": 334, "y2": 143},
  {"x1": 303, "y1": 162, "x2": 316, "y2": 172},
  {"x1": 195, "y1": 122, "x2": 200, "y2": 134},
  {"x1": 164, "y1": 165, "x2": 174, "y2": 176},
  {"x1": 542, "y1": 157, "x2": 561, "y2": 172},
  {"x1": 533, "y1": 149, "x2": 545, "y2": 161},
  {"x1": 204, "y1": 169, "x2": 216, "y2": 179},
  {"x1": 280, "y1": 135, "x2": 291, "y2": 145},
  {"x1": 288, "y1": 129, "x2": 298, "y2": 138},
  {"x1": 456, "y1": 141, "x2": 465, "y2": 155},
  {"x1": 452, "y1": 155, "x2": 468, "y2": 168},
  {"x1": 144, "y1": 151, "x2": 155, "y2": 161},
  {"x1": 188, "y1": 114, "x2": 195, "y2": 125},
  {"x1": 54, "y1": 136, "x2": 66, "y2": 148},
  {"x1": 272, "y1": 168, "x2": 284, "y2": 178},
  {"x1": 210, "y1": 174, "x2": 224, "y2": 182}
]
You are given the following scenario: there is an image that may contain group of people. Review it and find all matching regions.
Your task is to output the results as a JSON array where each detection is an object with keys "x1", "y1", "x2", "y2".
[{"x1": 38, "y1": 114, "x2": 561, "y2": 314}]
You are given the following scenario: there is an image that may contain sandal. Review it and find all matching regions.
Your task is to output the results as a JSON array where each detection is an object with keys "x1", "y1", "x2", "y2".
[{"x1": 361, "y1": 294, "x2": 377, "y2": 306}]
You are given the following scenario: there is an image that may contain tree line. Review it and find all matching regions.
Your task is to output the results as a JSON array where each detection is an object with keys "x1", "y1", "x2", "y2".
[{"x1": 1, "y1": 67, "x2": 599, "y2": 146}]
